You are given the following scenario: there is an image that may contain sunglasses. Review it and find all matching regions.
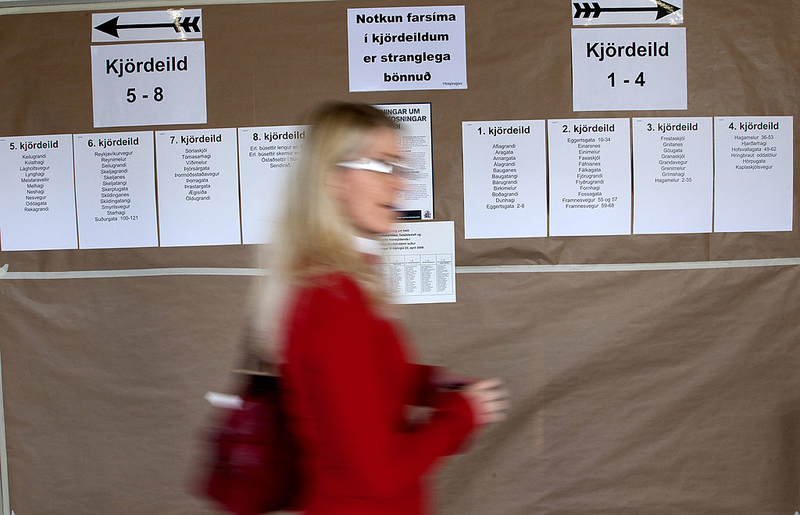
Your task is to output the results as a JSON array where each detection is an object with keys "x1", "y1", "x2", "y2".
[{"x1": 337, "y1": 158, "x2": 410, "y2": 178}]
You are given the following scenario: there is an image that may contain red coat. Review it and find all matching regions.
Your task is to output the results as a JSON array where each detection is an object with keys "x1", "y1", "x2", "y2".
[{"x1": 281, "y1": 273, "x2": 476, "y2": 515}]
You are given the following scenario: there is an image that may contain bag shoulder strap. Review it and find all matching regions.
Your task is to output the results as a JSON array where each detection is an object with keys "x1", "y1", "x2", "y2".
[{"x1": 233, "y1": 325, "x2": 280, "y2": 377}]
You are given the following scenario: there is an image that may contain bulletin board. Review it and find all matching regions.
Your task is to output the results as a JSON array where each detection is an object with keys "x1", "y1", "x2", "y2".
[{"x1": 0, "y1": 1, "x2": 798, "y2": 514}]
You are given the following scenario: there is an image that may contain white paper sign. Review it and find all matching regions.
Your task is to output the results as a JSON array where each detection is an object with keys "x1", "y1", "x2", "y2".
[
  {"x1": 632, "y1": 118, "x2": 713, "y2": 234},
  {"x1": 714, "y1": 117, "x2": 793, "y2": 233},
  {"x1": 572, "y1": 0, "x2": 683, "y2": 26},
  {"x1": 374, "y1": 103, "x2": 434, "y2": 219},
  {"x1": 548, "y1": 119, "x2": 631, "y2": 236},
  {"x1": 92, "y1": 9, "x2": 203, "y2": 42},
  {"x1": 155, "y1": 129, "x2": 241, "y2": 246},
  {"x1": 0, "y1": 135, "x2": 78, "y2": 251},
  {"x1": 462, "y1": 120, "x2": 547, "y2": 239},
  {"x1": 380, "y1": 221, "x2": 455, "y2": 304},
  {"x1": 91, "y1": 41, "x2": 207, "y2": 128},
  {"x1": 571, "y1": 27, "x2": 686, "y2": 111},
  {"x1": 238, "y1": 126, "x2": 307, "y2": 244},
  {"x1": 348, "y1": 6, "x2": 467, "y2": 92},
  {"x1": 73, "y1": 131, "x2": 158, "y2": 249}
]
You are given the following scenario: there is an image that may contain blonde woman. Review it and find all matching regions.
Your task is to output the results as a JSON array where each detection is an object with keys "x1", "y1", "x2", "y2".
[{"x1": 257, "y1": 102, "x2": 507, "y2": 515}]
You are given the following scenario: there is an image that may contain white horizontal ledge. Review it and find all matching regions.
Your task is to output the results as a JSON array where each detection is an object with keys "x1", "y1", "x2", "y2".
[
  {"x1": 0, "y1": 0, "x2": 330, "y2": 16},
  {"x1": 456, "y1": 257, "x2": 800, "y2": 274},
  {"x1": 1, "y1": 258, "x2": 799, "y2": 280},
  {"x1": 0, "y1": 266, "x2": 265, "y2": 279}
]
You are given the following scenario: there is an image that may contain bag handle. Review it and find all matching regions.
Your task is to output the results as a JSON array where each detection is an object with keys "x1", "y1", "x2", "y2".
[{"x1": 232, "y1": 325, "x2": 280, "y2": 377}]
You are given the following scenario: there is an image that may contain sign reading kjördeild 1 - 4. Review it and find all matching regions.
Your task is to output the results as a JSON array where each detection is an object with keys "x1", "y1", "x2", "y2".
[{"x1": 571, "y1": 27, "x2": 687, "y2": 111}]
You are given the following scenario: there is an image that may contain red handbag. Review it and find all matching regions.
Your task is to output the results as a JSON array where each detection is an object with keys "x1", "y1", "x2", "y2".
[{"x1": 199, "y1": 374, "x2": 303, "y2": 514}]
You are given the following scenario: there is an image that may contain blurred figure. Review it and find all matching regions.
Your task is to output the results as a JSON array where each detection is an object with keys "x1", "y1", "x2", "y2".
[{"x1": 255, "y1": 102, "x2": 508, "y2": 515}]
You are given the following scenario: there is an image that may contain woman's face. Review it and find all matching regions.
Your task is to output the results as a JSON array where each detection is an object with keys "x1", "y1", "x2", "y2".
[{"x1": 333, "y1": 127, "x2": 405, "y2": 235}]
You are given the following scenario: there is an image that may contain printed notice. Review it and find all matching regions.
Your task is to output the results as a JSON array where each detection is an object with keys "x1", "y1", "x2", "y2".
[
  {"x1": 91, "y1": 41, "x2": 206, "y2": 128},
  {"x1": 0, "y1": 135, "x2": 78, "y2": 251},
  {"x1": 571, "y1": 27, "x2": 686, "y2": 111},
  {"x1": 462, "y1": 120, "x2": 547, "y2": 239},
  {"x1": 155, "y1": 129, "x2": 241, "y2": 246},
  {"x1": 375, "y1": 103, "x2": 434, "y2": 219},
  {"x1": 73, "y1": 132, "x2": 158, "y2": 249},
  {"x1": 548, "y1": 119, "x2": 631, "y2": 236},
  {"x1": 714, "y1": 117, "x2": 793, "y2": 233},
  {"x1": 632, "y1": 118, "x2": 713, "y2": 234},
  {"x1": 348, "y1": 6, "x2": 467, "y2": 92},
  {"x1": 238, "y1": 126, "x2": 307, "y2": 244},
  {"x1": 380, "y1": 221, "x2": 455, "y2": 304}
]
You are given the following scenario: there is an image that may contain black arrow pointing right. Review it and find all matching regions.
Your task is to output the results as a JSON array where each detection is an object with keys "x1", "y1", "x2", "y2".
[{"x1": 574, "y1": 1, "x2": 681, "y2": 21}]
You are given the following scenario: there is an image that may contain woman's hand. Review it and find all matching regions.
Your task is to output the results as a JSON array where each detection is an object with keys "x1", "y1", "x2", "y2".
[{"x1": 461, "y1": 378, "x2": 510, "y2": 425}]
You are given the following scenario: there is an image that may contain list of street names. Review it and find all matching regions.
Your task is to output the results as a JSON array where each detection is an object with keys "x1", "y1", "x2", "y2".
[
  {"x1": 632, "y1": 118, "x2": 713, "y2": 234},
  {"x1": 714, "y1": 117, "x2": 793, "y2": 232},
  {"x1": 155, "y1": 128, "x2": 241, "y2": 246},
  {"x1": 462, "y1": 120, "x2": 547, "y2": 239},
  {"x1": 73, "y1": 132, "x2": 159, "y2": 249},
  {"x1": 0, "y1": 134, "x2": 78, "y2": 250},
  {"x1": 548, "y1": 119, "x2": 631, "y2": 236}
]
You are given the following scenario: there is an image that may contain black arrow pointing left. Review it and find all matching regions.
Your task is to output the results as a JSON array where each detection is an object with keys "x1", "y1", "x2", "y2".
[{"x1": 94, "y1": 16, "x2": 201, "y2": 38}]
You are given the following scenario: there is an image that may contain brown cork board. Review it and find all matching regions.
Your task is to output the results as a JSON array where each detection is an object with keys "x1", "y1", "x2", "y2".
[{"x1": 0, "y1": 1, "x2": 798, "y2": 513}]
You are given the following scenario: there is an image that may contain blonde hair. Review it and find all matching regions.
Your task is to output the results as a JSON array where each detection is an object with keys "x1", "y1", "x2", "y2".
[{"x1": 254, "y1": 102, "x2": 398, "y2": 361}]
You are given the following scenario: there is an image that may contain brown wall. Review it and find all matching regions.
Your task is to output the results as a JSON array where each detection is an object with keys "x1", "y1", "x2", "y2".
[{"x1": 0, "y1": 1, "x2": 798, "y2": 513}]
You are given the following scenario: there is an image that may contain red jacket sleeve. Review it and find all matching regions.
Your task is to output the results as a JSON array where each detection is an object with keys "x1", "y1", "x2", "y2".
[
  {"x1": 407, "y1": 363, "x2": 441, "y2": 407},
  {"x1": 291, "y1": 280, "x2": 475, "y2": 501}
]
